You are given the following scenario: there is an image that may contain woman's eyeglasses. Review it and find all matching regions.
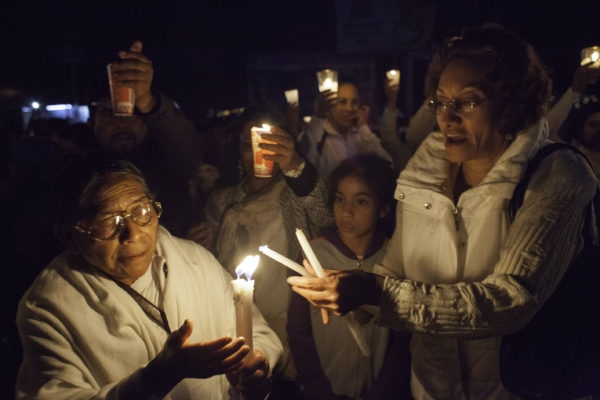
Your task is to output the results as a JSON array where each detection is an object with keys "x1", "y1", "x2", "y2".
[
  {"x1": 427, "y1": 97, "x2": 488, "y2": 114},
  {"x1": 73, "y1": 201, "x2": 162, "y2": 241}
]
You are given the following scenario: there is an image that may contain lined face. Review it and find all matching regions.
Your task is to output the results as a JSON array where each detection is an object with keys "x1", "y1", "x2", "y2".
[
  {"x1": 71, "y1": 175, "x2": 158, "y2": 285},
  {"x1": 333, "y1": 174, "x2": 382, "y2": 243},
  {"x1": 328, "y1": 83, "x2": 359, "y2": 133},
  {"x1": 436, "y1": 59, "x2": 508, "y2": 165}
]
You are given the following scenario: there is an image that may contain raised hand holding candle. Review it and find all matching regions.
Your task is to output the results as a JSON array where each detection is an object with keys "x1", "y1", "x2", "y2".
[
  {"x1": 295, "y1": 228, "x2": 325, "y2": 277},
  {"x1": 231, "y1": 255, "x2": 259, "y2": 350},
  {"x1": 259, "y1": 245, "x2": 309, "y2": 276},
  {"x1": 386, "y1": 69, "x2": 401, "y2": 86}
]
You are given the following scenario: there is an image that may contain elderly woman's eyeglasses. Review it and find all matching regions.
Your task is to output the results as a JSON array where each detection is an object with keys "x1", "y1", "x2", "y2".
[
  {"x1": 73, "y1": 201, "x2": 162, "y2": 241},
  {"x1": 427, "y1": 97, "x2": 488, "y2": 114}
]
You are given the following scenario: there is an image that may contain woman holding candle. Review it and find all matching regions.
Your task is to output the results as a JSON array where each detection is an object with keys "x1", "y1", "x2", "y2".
[
  {"x1": 287, "y1": 154, "x2": 411, "y2": 400},
  {"x1": 204, "y1": 104, "x2": 333, "y2": 385},
  {"x1": 16, "y1": 156, "x2": 282, "y2": 399},
  {"x1": 287, "y1": 24, "x2": 598, "y2": 399}
]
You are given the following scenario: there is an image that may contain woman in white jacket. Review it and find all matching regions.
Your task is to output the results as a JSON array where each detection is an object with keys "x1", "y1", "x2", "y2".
[{"x1": 287, "y1": 24, "x2": 597, "y2": 399}]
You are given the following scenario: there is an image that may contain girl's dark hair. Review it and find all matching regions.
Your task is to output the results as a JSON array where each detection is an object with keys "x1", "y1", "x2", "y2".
[
  {"x1": 424, "y1": 23, "x2": 552, "y2": 135},
  {"x1": 328, "y1": 154, "x2": 396, "y2": 235},
  {"x1": 53, "y1": 155, "x2": 152, "y2": 237}
]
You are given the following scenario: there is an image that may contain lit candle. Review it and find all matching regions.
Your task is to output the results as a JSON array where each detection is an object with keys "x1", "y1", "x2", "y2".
[
  {"x1": 259, "y1": 245, "x2": 310, "y2": 276},
  {"x1": 284, "y1": 89, "x2": 299, "y2": 105},
  {"x1": 250, "y1": 124, "x2": 275, "y2": 178},
  {"x1": 386, "y1": 69, "x2": 401, "y2": 86},
  {"x1": 316, "y1": 69, "x2": 339, "y2": 92},
  {"x1": 581, "y1": 46, "x2": 600, "y2": 68},
  {"x1": 231, "y1": 255, "x2": 259, "y2": 350}
]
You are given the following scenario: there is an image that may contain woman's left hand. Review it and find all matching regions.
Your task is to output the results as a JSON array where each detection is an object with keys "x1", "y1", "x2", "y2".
[
  {"x1": 259, "y1": 126, "x2": 303, "y2": 172},
  {"x1": 287, "y1": 261, "x2": 384, "y2": 323}
]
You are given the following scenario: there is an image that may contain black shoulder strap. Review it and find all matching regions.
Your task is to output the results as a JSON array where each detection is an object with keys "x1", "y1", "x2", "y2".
[{"x1": 509, "y1": 143, "x2": 594, "y2": 221}]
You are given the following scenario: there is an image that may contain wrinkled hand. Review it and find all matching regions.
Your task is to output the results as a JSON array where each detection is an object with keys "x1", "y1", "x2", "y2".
[
  {"x1": 572, "y1": 63, "x2": 600, "y2": 93},
  {"x1": 259, "y1": 126, "x2": 303, "y2": 172},
  {"x1": 357, "y1": 105, "x2": 370, "y2": 128},
  {"x1": 185, "y1": 222, "x2": 212, "y2": 249},
  {"x1": 144, "y1": 320, "x2": 249, "y2": 397},
  {"x1": 314, "y1": 90, "x2": 337, "y2": 119},
  {"x1": 287, "y1": 261, "x2": 383, "y2": 324},
  {"x1": 384, "y1": 78, "x2": 400, "y2": 110},
  {"x1": 227, "y1": 350, "x2": 272, "y2": 400},
  {"x1": 109, "y1": 40, "x2": 156, "y2": 113}
]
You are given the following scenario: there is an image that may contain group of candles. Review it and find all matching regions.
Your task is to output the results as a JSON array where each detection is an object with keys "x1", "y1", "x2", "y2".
[
  {"x1": 232, "y1": 228, "x2": 371, "y2": 356},
  {"x1": 283, "y1": 68, "x2": 401, "y2": 107},
  {"x1": 231, "y1": 228, "x2": 320, "y2": 352}
]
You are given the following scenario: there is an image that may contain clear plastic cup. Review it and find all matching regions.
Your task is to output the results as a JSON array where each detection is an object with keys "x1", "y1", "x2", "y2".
[
  {"x1": 251, "y1": 124, "x2": 276, "y2": 178},
  {"x1": 316, "y1": 69, "x2": 338, "y2": 92},
  {"x1": 107, "y1": 64, "x2": 135, "y2": 116}
]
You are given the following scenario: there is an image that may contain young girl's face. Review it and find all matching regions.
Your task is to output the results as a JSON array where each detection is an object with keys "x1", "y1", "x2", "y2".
[{"x1": 333, "y1": 174, "x2": 382, "y2": 242}]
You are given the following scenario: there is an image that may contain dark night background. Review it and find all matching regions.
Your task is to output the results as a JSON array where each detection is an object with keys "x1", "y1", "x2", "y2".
[
  {"x1": 1, "y1": 0, "x2": 600, "y2": 123},
  {"x1": 1, "y1": 0, "x2": 600, "y2": 397}
]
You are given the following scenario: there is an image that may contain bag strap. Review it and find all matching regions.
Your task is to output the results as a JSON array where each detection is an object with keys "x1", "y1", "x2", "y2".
[{"x1": 509, "y1": 143, "x2": 597, "y2": 222}]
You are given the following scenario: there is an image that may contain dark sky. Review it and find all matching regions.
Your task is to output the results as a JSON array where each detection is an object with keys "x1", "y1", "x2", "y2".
[{"x1": 1, "y1": 0, "x2": 599, "y2": 120}]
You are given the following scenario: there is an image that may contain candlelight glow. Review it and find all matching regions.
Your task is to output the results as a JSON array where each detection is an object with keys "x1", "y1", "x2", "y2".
[
  {"x1": 593, "y1": 52, "x2": 599, "y2": 62},
  {"x1": 261, "y1": 123, "x2": 271, "y2": 131},
  {"x1": 235, "y1": 255, "x2": 259, "y2": 280}
]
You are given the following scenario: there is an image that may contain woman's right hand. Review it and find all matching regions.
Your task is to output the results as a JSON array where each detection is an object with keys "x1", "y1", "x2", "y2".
[{"x1": 143, "y1": 320, "x2": 249, "y2": 396}]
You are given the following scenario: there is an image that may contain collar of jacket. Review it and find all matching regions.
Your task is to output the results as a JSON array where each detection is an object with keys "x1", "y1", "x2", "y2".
[{"x1": 397, "y1": 119, "x2": 549, "y2": 200}]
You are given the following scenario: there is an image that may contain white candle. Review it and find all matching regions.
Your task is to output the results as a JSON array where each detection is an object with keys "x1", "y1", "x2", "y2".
[
  {"x1": 386, "y1": 69, "x2": 401, "y2": 86},
  {"x1": 581, "y1": 46, "x2": 600, "y2": 68},
  {"x1": 295, "y1": 228, "x2": 372, "y2": 356},
  {"x1": 295, "y1": 228, "x2": 325, "y2": 277},
  {"x1": 259, "y1": 245, "x2": 310, "y2": 276},
  {"x1": 284, "y1": 89, "x2": 299, "y2": 105},
  {"x1": 316, "y1": 69, "x2": 339, "y2": 92},
  {"x1": 231, "y1": 255, "x2": 259, "y2": 350}
]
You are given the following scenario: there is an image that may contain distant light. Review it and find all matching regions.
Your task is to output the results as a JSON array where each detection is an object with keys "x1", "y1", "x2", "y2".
[
  {"x1": 303, "y1": 116, "x2": 312, "y2": 124},
  {"x1": 31, "y1": 101, "x2": 40, "y2": 109},
  {"x1": 45, "y1": 104, "x2": 72, "y2": 111}
]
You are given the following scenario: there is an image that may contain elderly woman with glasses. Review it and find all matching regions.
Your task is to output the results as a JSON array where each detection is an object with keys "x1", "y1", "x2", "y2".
[
  {"x1": 15, "y1": 156, "x2": 282, "y2": 400},
  {"x1": 287, "y1": 24, "x2": 598, "y2": 399}
]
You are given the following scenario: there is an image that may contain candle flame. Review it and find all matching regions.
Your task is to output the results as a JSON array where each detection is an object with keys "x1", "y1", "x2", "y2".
[
  {"x1": 593, "y1": 52, "x2": 599, "y2": 62},
  {"x1": 236, "y1": 255, "x2": 259, "y2": 280}
]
